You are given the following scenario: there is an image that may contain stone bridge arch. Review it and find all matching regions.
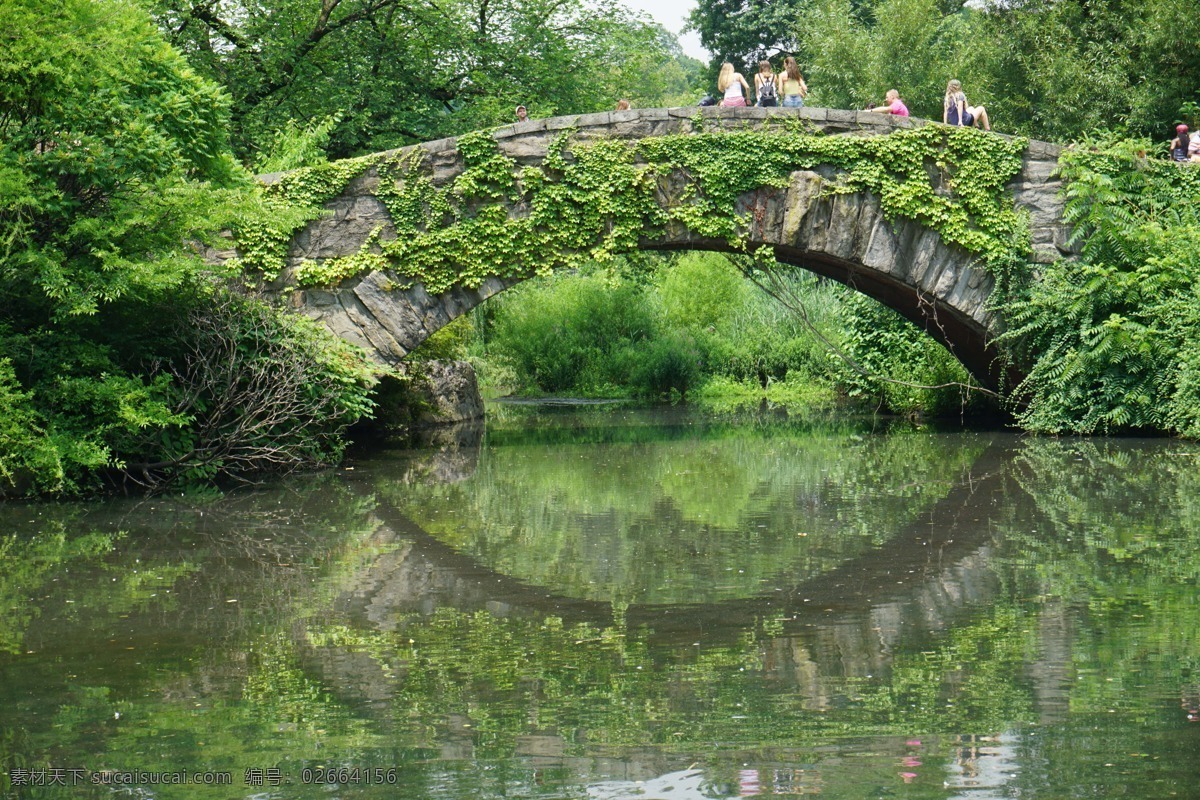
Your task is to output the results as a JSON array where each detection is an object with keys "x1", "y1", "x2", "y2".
[{"x1": 256, "y1": 107, "x2": 1071, "y2": 390}]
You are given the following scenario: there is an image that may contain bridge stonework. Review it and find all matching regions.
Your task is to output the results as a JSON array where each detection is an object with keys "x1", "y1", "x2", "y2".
[{"x1": 265, "y1": 107, "x2": 1071, "y2": 389}]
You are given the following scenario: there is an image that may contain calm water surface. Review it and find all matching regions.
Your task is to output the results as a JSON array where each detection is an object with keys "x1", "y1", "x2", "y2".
[{"x1": 2, "y1": 406, "x2": 1199, "y2": 799}]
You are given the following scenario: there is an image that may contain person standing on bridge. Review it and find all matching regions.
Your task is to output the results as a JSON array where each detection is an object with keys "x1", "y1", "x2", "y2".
[
  {"x1": 943, "y1": 79, "x2": 990, "y2": 131},
  {"x1": 515, "y1": 105, "x2": 529, "y2": 123},
  {"x1": 779, "y1": 57, "x2": 808, "y2": 108},
  {"x1": 718, "y1": 62, "x2": 751, "y2": 107}
]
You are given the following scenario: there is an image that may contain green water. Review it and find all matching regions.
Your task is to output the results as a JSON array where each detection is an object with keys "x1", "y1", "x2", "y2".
[{"x1": 2, "y1": 406, "x2": 1199, "y2": 799}]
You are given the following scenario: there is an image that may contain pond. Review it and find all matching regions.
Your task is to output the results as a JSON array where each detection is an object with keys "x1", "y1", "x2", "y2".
[{"x1": 2, "y1": 405, "x2": 1199, "y2": 799}]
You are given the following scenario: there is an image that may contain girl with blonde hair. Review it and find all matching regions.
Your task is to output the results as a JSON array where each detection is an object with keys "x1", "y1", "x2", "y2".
[
  {"x1": 943, "y1": 79, "x2": 990, "y2": 131},
  {"x1": 780, "y1": 56, "x2": 808, "y2": 108},
  {"x1": 718, "y1": 62, "x2": 751, "y2": 107}
]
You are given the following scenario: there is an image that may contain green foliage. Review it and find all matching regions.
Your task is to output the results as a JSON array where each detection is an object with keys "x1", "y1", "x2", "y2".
[
  {"x1": 1, "y1": 286, "x2": 376, "y2": 494},
  {"x1": 0, "y1": 0, "x2": 382, "y2": 496},
  {"x1": 148, "y1": 0, "x2": 698, "y2": 160},
  {"x1": 695, "y1": 0, "x2": 1200, "y2": 142},
  {"x1": 0, "y1": 359, "x2": 79, "y2": 494},
  {"x1": 490, "y1": 273, "x2": 660, "y2": 395},
  {"x1": 696, "y1": 264, "x2": 847, "y2": 387},
  {"x1": 0, "y1": 526, "x2": 117, "y2": 653},
  {"x1": 658, "y1": 251, "x2": 743, "y2": 331},
  {"x1": 234, "y1": 154, "x2": 379, "y2": 280},
  {"x1": 798, "y1": 0, "x2": 974, "y2": 119},
  {"x1": 842, "y1": 293, "x2": 980, "y2": 415},
  {"x1": 624, "y1": 330, "x2": 703, "y2": 399},
  {"x1": 968, "y1": 0, "x2": 1200, "y2": 141},
  {"x1": 479, "y1": 254, "x2": 855, "y2": 402},
  {"x1": 0, "y1": 320, "x2": 189, "y2": 494},
  {"x1": 687, "y1": 0, "x2": 811, "y2": 71},
  {"x1": 999, "y1": 137, "x2": 1200, "y2": 434},
  {"x1": 254, "y1": 114, "x2": 343, "y2": 174},
  {"x1": 145, "y1": 291, "x2": 378, "y2": 485},
  {"x1": 0, "y1": 0, "x2": 245, "y2": 318},
  {"x1": 276, "y1": 125, "x2": 1026, "y2": 300}
]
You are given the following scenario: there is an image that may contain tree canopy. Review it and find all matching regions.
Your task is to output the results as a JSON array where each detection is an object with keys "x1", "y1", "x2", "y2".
[{"x1": 148, "y1": 0, "x2": 706, "y2": 160}]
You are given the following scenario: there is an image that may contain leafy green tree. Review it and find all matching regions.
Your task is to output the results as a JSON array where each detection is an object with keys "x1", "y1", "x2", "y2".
[
  {"x1": 151, "y1": 0, "x2": 695, "y2": 160},
  {"x1": 0, "y1": 0, "x2": 241, "y2": 492},
  {"x1": 686, "y1": 0, "x2": 808, "y2": 70},
  {"x1": 797, "y1": 0, "x2": 974, "y2": 116},
  {"x1": 0, "y1": 0, "x2": 241, "y2": 319},
  {"x1": 841, "y1": 294, "x2": 979, "y2": 416},
  {"x1": 0, "y1": 0, "x2": 376, "y2": 495}
]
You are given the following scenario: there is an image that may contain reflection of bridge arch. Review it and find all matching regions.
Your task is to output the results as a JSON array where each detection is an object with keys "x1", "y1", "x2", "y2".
[
  {"x1": 263, "y1": 108, "x2": 1071, "y2": 389},
  {"x1": 333, "y1": 442, "x2": 1015, "y2": 649}
]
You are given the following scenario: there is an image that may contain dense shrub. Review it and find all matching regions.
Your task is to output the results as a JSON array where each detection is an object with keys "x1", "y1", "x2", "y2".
[
  {"x1": 841, "y1": 295, "x2": 981, "y2": 416},
  {"x1": 490, "y1": 273, "x2": 659, "y2": 394},
  {"x1": 623, "y1": 331, "x2": 703, "y2": 399},
  {"x1": 480, "y1": 254, "x2": 958, "y2": 409},
  {"x1": 0, "y1": 0, "x2": 379, "y2": 495},
  {"x1": 1001, "y1": 138, "x2": 1200, "y2": 434},
  {"x1": 1, "y1": 288, "x2": 376, "y2": 494}
]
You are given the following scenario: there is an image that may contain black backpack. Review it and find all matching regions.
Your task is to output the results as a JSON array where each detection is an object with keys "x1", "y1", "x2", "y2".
[{"x1": 758, "y1": 74, "x2": 777, "y2": 102}]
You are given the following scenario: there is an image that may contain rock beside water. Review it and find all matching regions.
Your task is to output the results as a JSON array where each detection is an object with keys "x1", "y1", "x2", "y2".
[{"x1": 411, "y1": 360, "x2": 484, "y2": 425}]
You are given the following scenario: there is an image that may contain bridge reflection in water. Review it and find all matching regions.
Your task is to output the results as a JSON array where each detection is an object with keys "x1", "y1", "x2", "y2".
[
  {"x1": 3, "y1": 412, "x2": 1197, "y2": 799},
  {"x1": 296, "y1": 421, "x2": 1081, "y2": 795}
]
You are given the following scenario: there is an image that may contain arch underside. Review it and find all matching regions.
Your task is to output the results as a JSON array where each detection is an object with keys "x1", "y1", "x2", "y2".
[{"x1": 643, "y1": 237, "x2": 1001, "y2": 392}]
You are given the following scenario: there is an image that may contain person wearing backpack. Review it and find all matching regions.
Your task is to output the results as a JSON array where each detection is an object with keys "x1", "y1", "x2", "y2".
[{"x1": 755, "y1": 61, "x2": 779, "y2": 107}]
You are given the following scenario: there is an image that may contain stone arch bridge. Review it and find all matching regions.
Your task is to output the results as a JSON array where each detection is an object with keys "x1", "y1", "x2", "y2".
[{"x1": 255, "y1": 107, "x2": 1071, "y2": 389}]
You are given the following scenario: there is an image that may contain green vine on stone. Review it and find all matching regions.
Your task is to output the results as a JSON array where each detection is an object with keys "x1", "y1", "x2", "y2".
[
  {"x1": 229, "y1": 153, "x2": 381, "y2": 280},
  {"x1": 240, "y1": 125, "x2": 1029, "y2": 295}
]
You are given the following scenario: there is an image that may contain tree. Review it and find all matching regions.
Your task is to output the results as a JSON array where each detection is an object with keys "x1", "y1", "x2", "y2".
[
  {"x1": 0, "y1": 0, "x2": 376, "y2": 494},
  {"x1": 149, "y1": 0, "x2": 693, "y2": 160},
  {"x1": 0, "y1": 0, "x2": 242, "y2": 318},
  {"x1": 686, "y1": 0, "x2": 809, "y2": 71}
]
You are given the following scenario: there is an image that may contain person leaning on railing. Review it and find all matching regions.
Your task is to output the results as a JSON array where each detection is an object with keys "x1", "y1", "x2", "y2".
[{"x1": 868, "y1": 89, "x2": 909, "y2": 117}]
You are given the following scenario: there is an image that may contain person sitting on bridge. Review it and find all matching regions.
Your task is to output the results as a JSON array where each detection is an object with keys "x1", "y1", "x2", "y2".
[
  {"x1": 754, "y1": 61, "x2": 779, "y2": 107},
  {"x1": 1171, "y1": 124, "x2": 1194, "y2": 162},
  {"x1": 943, "y1": 80, "x2": 990, "y2": 131},
  {"x1": 869, "y1": 89, "x2": 909, "y2": 117},
  {"x1": 718, "y1": 62, "x2": 751, "y2": 108}
]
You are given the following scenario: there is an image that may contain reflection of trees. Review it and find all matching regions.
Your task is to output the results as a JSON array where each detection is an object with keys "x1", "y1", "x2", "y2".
[
  {"x1": 999, "y1": 438, "x2": 1200, "y2": 713},
  {"x1": 0, "y1": 477, "x2": 391, "y2": 799},
  {"x1": 6, "y1": 429, "x2": 1200, "y2": 800},
  {"x1": 379, "y1": 421, "x2": 992, "y2": 604},
  {"x1": 0, "y1": 522, "x2": 117, "y2": 654}
]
